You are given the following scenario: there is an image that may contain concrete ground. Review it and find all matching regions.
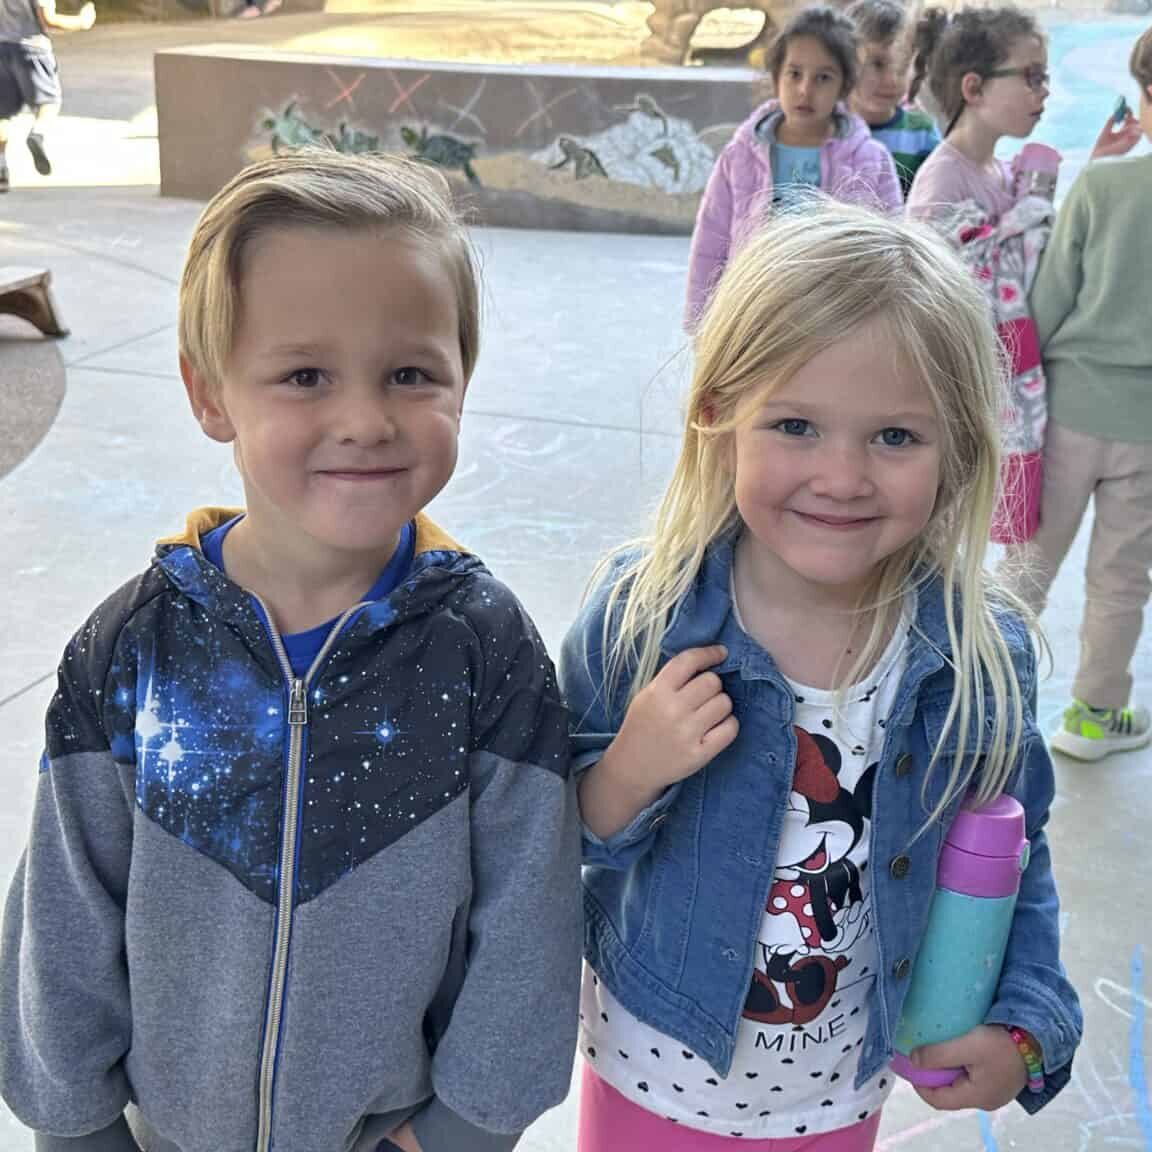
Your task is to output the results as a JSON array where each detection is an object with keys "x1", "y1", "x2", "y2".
[{"x1": 0, "y1": 9, "x2": 1150, "y2": 1152}]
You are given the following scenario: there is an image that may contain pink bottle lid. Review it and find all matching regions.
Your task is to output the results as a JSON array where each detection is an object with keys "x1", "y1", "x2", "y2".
[
  {"x1": 1015, "y1": 142, "x2": 1061, "y2": 175},
  {"x1": 937, "y1": 794, "x2": 1028, "y2": 898}
]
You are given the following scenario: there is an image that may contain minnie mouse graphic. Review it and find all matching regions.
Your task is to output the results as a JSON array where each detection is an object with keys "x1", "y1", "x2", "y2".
[{"x1": 743, "y1": 727, "x2": 878, "y2": 1027}]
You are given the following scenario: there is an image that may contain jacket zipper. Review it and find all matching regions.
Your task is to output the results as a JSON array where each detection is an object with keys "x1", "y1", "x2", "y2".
[{"x1": 254, "y1": 601, "x2": 365, "y2": 1152}]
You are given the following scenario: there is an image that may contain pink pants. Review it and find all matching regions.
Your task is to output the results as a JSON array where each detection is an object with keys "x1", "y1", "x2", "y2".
[{"x1": 579, "y1": 1065, "x2": 882, "y2": 1152}]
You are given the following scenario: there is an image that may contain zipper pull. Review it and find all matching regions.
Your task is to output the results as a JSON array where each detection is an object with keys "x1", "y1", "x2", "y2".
[{"x1": 288, "y1": 679, "x2": 308, "y2": 727}]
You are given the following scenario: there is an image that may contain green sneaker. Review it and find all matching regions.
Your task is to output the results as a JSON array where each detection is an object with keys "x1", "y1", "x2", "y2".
[{"x1": 1050, "y1": 699, "x2": 1151, "y2": 761}]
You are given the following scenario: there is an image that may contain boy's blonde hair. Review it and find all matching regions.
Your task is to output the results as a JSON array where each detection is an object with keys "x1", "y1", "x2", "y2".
[
  {"x1": 601, "y1": 202, "x2": 1029, "y2": 825},
  {"x1": 179, "y1": 150, "x2": 480, "y2": 388}
]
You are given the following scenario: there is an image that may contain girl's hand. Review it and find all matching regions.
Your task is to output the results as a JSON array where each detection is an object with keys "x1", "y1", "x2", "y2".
[
  {"x1": 1090, "y1": 110, "x2": 1142, "y2": 160},
  {"x1": 610, "y1": 645, "x2": 738, "y2": 792},
  {"x1": 385, "y1": 1123, "x2": 423, "y2": 1152},
  {"x1": 78, "y1": 2, "x2": 96, "y2": 28},
  {"x1": 911, "y1": 1025, "x2": 1029, "y2": 1112},
  {"x1": 579, "y1": 645, "x2": 737, "y2": 840}
]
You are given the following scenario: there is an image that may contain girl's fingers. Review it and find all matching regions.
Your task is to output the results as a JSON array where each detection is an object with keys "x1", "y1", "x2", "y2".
[
  {"x1": 658, "y1": 646, "x2": 727, "y2": 690},
  {"x1": 693, "y1": 690, "x2": 734, "y2": 734},
  {"x1": 678, "y1": 669, "x2": 725, "y2": 709},
  {"x1": 699, "y1": 714, "x2": 739, "y2": 753}
]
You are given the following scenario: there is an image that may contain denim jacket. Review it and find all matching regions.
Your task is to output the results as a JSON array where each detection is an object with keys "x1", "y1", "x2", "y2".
[{"x1": 559, "y1": 536, "x2": 1082, "y2": 1113}]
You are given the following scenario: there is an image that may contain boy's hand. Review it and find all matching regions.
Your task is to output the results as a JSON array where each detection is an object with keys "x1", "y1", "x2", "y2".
[
  {"x1": 1090, "y1": 110, "x2": 1142, "y2": 160},
  {"x1": 385, "y1": 1123, "x2": 423, "y2": 1152},
  {"x1": 911, "y1": 1025, "x2": 1029, "y2": 1112},
  {"x1": 78, "y1": 2, "x2": 96, "y2": 27},
  {"x1": 608, "y1": 645, "x2": 738, "y2": 792}
]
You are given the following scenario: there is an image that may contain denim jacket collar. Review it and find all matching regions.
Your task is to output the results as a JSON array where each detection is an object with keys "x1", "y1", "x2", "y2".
[{"x1": 659, "y1": 531, "x2": 951, "y2": 707}]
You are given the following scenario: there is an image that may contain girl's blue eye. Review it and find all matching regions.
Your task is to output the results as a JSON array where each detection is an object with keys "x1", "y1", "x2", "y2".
[
  {"x1": 394, "y1": 367, "x2": 431, "y2": 387},
  {"x1": 775, "y1": 418, "x2": 812, "y2": 437},
  {"x1": 287, "y1": 369, "x2": 321, "y2": 389},
  {"x1": 878, "y1": 427, "x2": 916, "y2": 447}
]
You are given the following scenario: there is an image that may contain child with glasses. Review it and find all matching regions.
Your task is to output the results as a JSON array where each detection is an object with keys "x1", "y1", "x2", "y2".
[{"x1": 904, "y1": 5, "x2": 1140, "y2": 222}]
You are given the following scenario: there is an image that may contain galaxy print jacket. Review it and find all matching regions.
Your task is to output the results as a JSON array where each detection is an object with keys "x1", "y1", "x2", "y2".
[{"x1": 0, "y1": 510, "x2": 582, "y2": 1152}]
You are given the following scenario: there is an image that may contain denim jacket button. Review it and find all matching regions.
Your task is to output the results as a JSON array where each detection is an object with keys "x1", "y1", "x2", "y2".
[
  {"x1": 894, "y1": 753, "x2": 913, "y2": 778},
  {"x1": 889, "y1": 855, "x2": 911, "y2": 880},
  {"x1": 893, "y1": 957, "x2": 912, "y2": 980},
  {"x1": 649, "y1": 812, "x2": 668, "y2": 831}
]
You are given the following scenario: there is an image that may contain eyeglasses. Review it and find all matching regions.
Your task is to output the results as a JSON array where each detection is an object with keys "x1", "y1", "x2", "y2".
[{"x1": 984, "y1": 66, "x2": 1050, "y2": 92}]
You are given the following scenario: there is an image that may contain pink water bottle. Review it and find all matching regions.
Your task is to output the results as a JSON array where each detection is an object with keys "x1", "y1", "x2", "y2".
[
  {"x1": 1011, "y1": 143, "x2": 1061, "y2": 201},
  {"x1": 890, "y1": 795, "x2": 1030, "y2": 1086}
]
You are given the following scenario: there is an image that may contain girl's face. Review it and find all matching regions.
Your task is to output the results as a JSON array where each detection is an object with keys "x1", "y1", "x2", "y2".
[
  {"x1": 852, "y1": 40, "x2": 910, "y2": 126},
  {"x1": 965, "y1": 35, "x2": 1049, "y2": 140},
  {"x1": 732, "y1": 319, "x2": 941, "y2": 602},
  {"x1": 777, "y1": 36, "x2": 846, "y2": 135}
]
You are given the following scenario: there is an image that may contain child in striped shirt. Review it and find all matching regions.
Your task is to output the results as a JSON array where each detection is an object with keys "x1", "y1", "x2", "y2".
[{"x1": 846, "y1": 0, "x2": 939, "y2": 196}]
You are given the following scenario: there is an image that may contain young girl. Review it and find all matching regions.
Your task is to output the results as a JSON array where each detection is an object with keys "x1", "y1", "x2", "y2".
[
  {"x1": 905, "y1": 6, "x2": 1048, "y2": 222},
  {"x1": 562, "y1": 203, "x2": 1081, "y2": 1151},
  {"x1": 686, "y1": 5, "x2": 901, "y2": 326},
  {"x1": 905, "y1": 5, "x2": 1142, "y2": 222},
  {"x1": 845, "y1": 0, "x2": 940, "y2": 196}
]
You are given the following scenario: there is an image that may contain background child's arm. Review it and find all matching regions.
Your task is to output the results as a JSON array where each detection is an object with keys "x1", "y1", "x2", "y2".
[
  {"x1": 33, "y1": 0, "x2": 95, "y2": 33},
  {"x1": 408, "y1": 581, "x2": 581, "y2": 1152},
  {"x1": 0, "y1": 626, "x2": 135, "y2": 1147},
  {"x1": 685, "y1": 151, "x2": 736, "y2": 330},
  {"x1": 1028, "y1": 173, "x2": 1088, "y2": 350}
]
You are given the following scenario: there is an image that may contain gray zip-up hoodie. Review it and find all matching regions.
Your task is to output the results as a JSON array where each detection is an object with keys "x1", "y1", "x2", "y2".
[{"x1": 0, "y1": 509, "x2": 582, "y2": 1152}]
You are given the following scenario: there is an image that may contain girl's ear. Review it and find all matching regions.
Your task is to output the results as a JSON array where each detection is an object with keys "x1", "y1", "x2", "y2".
[{"x1": 959, "y1": 70, "x2": 984, "y2": 106}]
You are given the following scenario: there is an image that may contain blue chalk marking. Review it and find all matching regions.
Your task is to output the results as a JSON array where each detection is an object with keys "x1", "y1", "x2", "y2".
[
  {"x1": 1132, "y1": 948, "x2": 1152, "y2": 1151},
  {"x1": 979, "y1": 1110, "x2": 998, "y2": 1152}
]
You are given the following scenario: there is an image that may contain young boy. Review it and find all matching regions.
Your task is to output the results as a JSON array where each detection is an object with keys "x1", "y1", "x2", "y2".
[
  {"x1": 1014, "y1": 25, "x2": 1152, "y2": 762},
  {"x1": 0, "y1": 151, "x2": 582, "y2": 1152},
  {"x1": 845, "y1": 0, "x2": 939, "y2": 196},
  {"x1": 0, "y1": 0, "x2": 94, "y2": 191}
]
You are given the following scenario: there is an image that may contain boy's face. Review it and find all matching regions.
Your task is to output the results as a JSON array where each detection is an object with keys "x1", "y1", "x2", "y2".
[
  {"x1": 852, "y1": 40, "x2": 910, "y2": 126},
  {"x1": 184, "y1": 225, "x2": 466, "y2": 564}
]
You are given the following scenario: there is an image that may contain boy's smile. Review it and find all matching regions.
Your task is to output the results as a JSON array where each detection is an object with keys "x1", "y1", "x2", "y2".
[{"x1": 184, "y1": 225, "x2": 466, "y2": 580}]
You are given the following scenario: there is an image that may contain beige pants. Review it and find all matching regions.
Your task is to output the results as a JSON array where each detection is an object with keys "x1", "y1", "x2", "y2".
[{"x1": 1006, "y1": 422, "x2": 1152, "y2": 710}]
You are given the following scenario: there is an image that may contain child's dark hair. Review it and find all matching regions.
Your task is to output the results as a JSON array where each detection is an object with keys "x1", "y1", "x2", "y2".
[
  {"x1": 769, "y1": 5, "x2": 860, "y2": 95},
  {"x1": 1132, "y1": 23, "x2": 1152, "y2": 90},
  {"x1": 845, "y1": 0, "x2": 907, "y2": 49},
  {"x1": 910, "y1": 6, "x2": 1041, "y2": 134}
]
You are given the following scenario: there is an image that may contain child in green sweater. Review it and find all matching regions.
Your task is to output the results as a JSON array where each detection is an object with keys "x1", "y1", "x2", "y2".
[
  {"x1": 846, "y1": 0, "x2": 939, "y2": 195},
  {"x1": 1013, "y1": 23, "x2": 1152, "y2": 762}
]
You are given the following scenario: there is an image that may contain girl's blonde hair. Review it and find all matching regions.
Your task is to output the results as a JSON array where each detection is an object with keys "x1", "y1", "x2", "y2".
[
  {"x1": 602, "y1": 202, "x2": 1029, "y2": 825},
  {"x1": 179, "y1": 149, "x2": 480, "y2": 389}
]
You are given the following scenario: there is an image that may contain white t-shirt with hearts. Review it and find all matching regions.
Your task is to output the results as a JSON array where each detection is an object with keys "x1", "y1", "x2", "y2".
[{"x1": 581, "y1": 616, "x2": 910, "y2": 1139}]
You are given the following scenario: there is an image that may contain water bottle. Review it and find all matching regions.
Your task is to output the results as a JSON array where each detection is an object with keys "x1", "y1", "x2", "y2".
[
  {"x1": 1011, "y1": 143, "x2": 1061, "y2": 202},
  {"x1": 890, "y1": 794, "x2": 1030, "y2": 1087}
]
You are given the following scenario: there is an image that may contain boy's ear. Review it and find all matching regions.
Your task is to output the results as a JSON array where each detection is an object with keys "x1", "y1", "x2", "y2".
[
  {"x1": 180, "y1": 354, "x2": 236, "y2": 444},
  {"x1": 960, "y1": 71, "x2": 984, "y2": 105}
]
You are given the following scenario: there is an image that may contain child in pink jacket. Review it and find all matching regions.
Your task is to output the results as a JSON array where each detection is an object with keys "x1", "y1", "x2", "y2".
[{"x1": 686, "y1": 5, "x2": 902, "y2": 326}]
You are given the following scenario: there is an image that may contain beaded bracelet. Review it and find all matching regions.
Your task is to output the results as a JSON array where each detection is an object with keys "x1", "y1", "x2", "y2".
[{"x1": 1008, "y1": 1026, "x2": 1045, "y2": 1094}]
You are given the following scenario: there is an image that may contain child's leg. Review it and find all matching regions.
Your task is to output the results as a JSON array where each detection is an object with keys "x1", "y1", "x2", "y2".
[
  {"x1": 1006, "y1": 422, "x2": 1103, "y2": 614},
  {"x1": 579, "y1": 1063, "x2": 881, "y2": 1152},
  {"x1": 1072, "y1": 439, "x2": 1152, "y2": 710}
]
